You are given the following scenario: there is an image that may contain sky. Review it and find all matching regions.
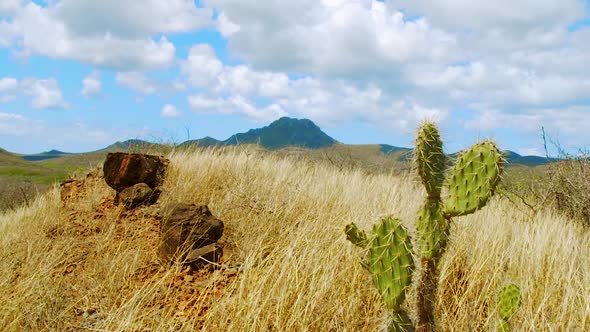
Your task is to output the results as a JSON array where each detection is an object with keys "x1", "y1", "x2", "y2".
[{"x1": 1, "y1": 0, "x2": 590, "y2": 155}]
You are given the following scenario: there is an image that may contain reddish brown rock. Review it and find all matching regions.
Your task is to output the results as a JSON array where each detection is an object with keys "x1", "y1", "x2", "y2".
[
  {"x1": 103, "y1": 152, "x2": 169, "y2": 192},
  {"x1": 159, "y1": 203, "x2": 224, "y2": 265}
]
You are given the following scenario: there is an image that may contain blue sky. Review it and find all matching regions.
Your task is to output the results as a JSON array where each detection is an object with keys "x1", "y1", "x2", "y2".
[{"x1": 1, "y1": 0, "x2": 589, "y2": 155}]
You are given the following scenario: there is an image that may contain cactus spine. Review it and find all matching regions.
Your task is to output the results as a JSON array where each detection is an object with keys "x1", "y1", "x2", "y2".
[
  {"x1": 345, "y1": 121, "x2": 504, "y2": 331},
  {"x1": 497, "y1": 283, "x2": 522, "y2": 332}
]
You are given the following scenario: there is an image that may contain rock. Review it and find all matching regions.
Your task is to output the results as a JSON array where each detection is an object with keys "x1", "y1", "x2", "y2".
[
  {"x1": 159, "y1": 204, "x2": 224, "y2": 265},
  {"x1": 186, "y1": 244, "x2": 224, "y2": 267},
  {"x1": 103, "y1": 152, "x2": 169, "y2": 192},
  {"x1": 118, "y1": 183, "x2": 161, "y2": 209}
]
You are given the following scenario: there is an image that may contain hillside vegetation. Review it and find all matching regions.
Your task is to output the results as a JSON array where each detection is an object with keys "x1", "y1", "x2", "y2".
[{"x1": 0, "y1": 148, "x2": 588, "y2": 331}]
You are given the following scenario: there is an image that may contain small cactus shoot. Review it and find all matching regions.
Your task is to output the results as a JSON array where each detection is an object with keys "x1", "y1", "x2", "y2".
[
  {"x1": 345, "y1": 217, "x2": 415, "y2": 331},
  {"x1": 497, "y1": 283, "x2": 522, "y2": 332},
  {"x1": 344, "y1": 222, "x2": 368, "y2": 248}
]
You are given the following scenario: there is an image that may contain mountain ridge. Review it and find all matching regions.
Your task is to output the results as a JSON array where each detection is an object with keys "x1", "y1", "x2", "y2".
[{"x1": 14, "y1": 117, "x2": 551, "y2": 166}]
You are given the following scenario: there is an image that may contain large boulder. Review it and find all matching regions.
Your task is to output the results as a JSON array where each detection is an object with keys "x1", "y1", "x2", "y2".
[
  {"x1": 159, "y1": 203, "x2": 224, "y2": 266},
  {"x1": 103, "y1": 152, "x2": 169, "y2": 192},
  {"x1": 118, "y1": 183, "x2": 161, "y2": 209}
]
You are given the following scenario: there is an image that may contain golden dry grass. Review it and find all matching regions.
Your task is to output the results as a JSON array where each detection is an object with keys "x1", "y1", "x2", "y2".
[{"x1": 0, "y1": 147, "x2": 589, "y2": 331}]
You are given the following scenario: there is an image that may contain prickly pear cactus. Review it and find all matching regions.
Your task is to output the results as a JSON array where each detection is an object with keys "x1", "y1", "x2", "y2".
[
  {"x1": 444, "y1": 140, "x2": 504, "y2": 217},
  {"x1": 368, "y1": 217, "x2": 414, "y2": 312},
  {"x1": 497, "y1": 283, "x2": 522, "y2": 332},
  {"x1": 413, "y1": 122, "x2": 505, "y2": 330},
  {"x1": 415, "y1": 121, "x2": 446, "y2": 198},
  {"x1": 415, "y1": 199, "x2": 449, "y2": 260},
  {"x1": 345, "y1": 223, "x2": 368, "y2": 248},
  {"x1": 345, "y1": 217, "x2": 416, "y2": 331}
]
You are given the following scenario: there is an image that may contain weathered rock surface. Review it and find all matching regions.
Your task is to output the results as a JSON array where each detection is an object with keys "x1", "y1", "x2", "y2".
[
  {"x1": 159, "y1": 203, "x2": 224, "y2": 266},
  {"x1": 103, "y1": 152, "x2": 169, "y2": 192},
  {"x1": 118, "y1": 183, "x2": 161, "y2": 209}
]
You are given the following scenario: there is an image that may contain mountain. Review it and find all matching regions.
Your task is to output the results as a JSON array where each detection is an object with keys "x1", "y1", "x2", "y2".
[
  {"x1": 223, "y1": 117, "x2": 337, "y2": 149},
  {"x1": 100, "y1": 139, "x2": 158, "y2": 152},
  {"x1": 379, "y1": 144, "x2": 413, "y2": 161},
  {"x1": 182, "y1": 117, "x2": 337, "y2": 150},
  {"x1": 503, "y1": 150, "x2": 553, "y2": 167},
  {"x1": 8, "y1": 117, "x2": 553, "y2": 167},
  {"x1": 22, "y1": 149, "x2": 72, "y2": 161},
  {"x1": 180, "y1": 136, "x2": 222, "y2": 148}
]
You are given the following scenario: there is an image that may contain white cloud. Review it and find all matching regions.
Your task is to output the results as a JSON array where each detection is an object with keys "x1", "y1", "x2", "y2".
[
  {"x1": 23, "y1": 78, "x2": 67, "y2": 109},
  {"x1": 464, "y1": 107, "x2": 590, "y2": 141},
  {"x1": 204, "y1": 0, "x2": 457, "y2": 77},
  {"x1": 216, "y1": 12, "x2": 240, "y2": 37},
  {"x1": 391, "y1": 0, "x2": 585, "y2": 31},
  {"x1": 405, "y1": 60, "x2": 590, "y2": 108},
  {"x1": 54, "y1": 0, "x2": 212, "y2": 38},
  {"x1": 1, "y1": 76, "x2": 67, "y2": 109},
  {"x1": 0, "y1": 0, "x2": 24, "y2": 16},
  {"x1": 81, "y1": 71, "x2": 101, "y2": 97},
  {"x1": 188, "y1": 94, "x2": 287, "y2": 122},
  {"x1": 115, "y1": 72, "x2": 157, "y2": 95},
  {"x1": 0, "y1": 77, "x2": 19, "y2": 102},
  {"x1": 0, "y1": 1, "x2": 211, "y2": 70},
  {"x1": 161, "y1": 104, "x2": 182, "y2": 118},
  {"x1": 518, "y1": 147, "x2": 544, "y2": 157},
  {"x1": 0, "y1": 111, "x2": 42, "y2": 136},
  {"x1": 183, "y1": 44, "x2": 445, "y2": 129},
  {"x1": 0, "y1": 111, "x2": 158, "y2": 153}
]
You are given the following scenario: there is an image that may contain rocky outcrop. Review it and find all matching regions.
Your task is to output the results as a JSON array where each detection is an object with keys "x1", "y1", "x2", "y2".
[
  {"x1": 159, "y1": 203, "x2": 224, "y2": 267},
  {"x1": 103, "y1": 152, "x2": 169, "y2": 209},
  {"x1": 103, "y1": 152, "x2": 169, "y2": 192}
]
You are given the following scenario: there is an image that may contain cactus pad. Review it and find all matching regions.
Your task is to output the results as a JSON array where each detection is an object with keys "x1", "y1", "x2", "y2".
[
  {"x1": 498, "y1": 283, "x2": 522, "y2": 320},
  {"x1": 345, "y1": 223, "x2": 368, "y2": 248},
  {"x1": 368, "y1": 217, "x2": 415, "y2": 311},
  {"x1": 416, "y1": 199, "x2": 449, "y2": 260},
  {"x1": 415, "y1": 121, "x2": 446, "y2": 198},
  {"x1": 444, "y1": 140, "x2": 504, "y2": 217}
]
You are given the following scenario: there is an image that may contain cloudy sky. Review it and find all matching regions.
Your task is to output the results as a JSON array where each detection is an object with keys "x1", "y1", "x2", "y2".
[{"x1": 1, "y1": 0, "x2": 589, "y2": 155}]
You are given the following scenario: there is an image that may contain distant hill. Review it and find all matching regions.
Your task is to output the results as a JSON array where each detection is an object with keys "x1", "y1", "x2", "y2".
[
  {"x1": 503, "y1": 150, "x2": 553, "y2": 167},
  {"x1": 22, "y1": 149, "x2": 72, "y2": 161},
  {"x1": 180, "y1": 136, "x2": 222, "y2": 148},
  {"x1": 182, "y1": 117, "x2": 337, "y2": 150},
  {"x1": 224, "y1": 117, "x2": 337, "y2": 149},
  {"x1": 8, "y1": 117, "x2": 553, "y2": 167},
  {"x1": 100, "y1": 139, "x2": 157, "y2": 152}
]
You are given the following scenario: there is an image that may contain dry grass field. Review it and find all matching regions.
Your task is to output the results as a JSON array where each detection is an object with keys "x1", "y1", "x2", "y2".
[{"x1": 0, "y1": 147, "x2": 588, "y2": 331}]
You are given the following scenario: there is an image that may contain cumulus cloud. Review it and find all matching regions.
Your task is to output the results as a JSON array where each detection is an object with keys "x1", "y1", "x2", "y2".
[
  {"x1": 0, "y1": 76, "x2": 67, "y2": 109},
  {"x1": 0, "y1": 111, "x2": 143, "y2": 153},
  {"x1": 204, "y1": 0, "x2": 457, "y2": 77},
  {"x1": 391, "y1": 0, "x2": 585, "y2": 31},
  {"x1": 0, "y1": 77, "x2": 19, "y2": 102},
  {"x1": 188, "y1": 94, "x2": 287, "y2": 122},
  {"x1": 0, "y1": 0, "x2": 24, "y2": 16},
  {"x1": 53, "y1": 0, "x2": 212, "y2": 38},
  {"x1": 0, "y1": 1, "x2": 211, "y2": 70},
  {"x1": 0, "y1": 111, "x2": 39, "y2": 136},
  {"x1": 183, "y1": 43, "x2": 444, "y2": 128},
  {"x1": 23, "y1": 78, "x2": 68, "y2": 109},
  {"x1": 81, "y1": 71, "x2": 101, "y2": 97},
  {"x1": 161, "y1": 104, "x2": 182, "y2": 118},
  {"x1": 115, "y1": 72, "x2": 157, "y2": 95}
]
